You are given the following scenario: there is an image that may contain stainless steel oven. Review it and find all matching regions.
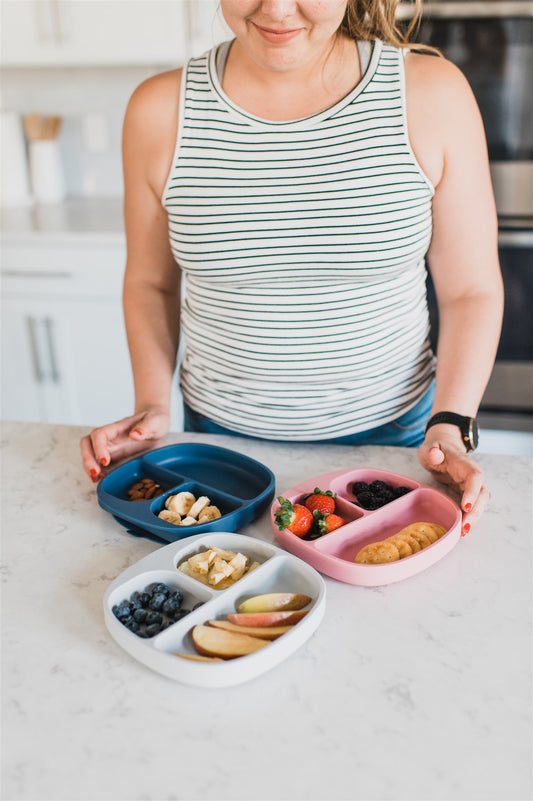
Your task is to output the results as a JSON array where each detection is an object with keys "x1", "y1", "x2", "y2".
[{"x1": 400, "y1": 1, "x2": 533, "y2": 428}]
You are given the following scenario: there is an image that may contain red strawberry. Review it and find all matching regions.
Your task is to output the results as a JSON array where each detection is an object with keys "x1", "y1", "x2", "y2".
[
  {"x1": 304, "y1": 487, "x2": 336, "y2": 516},
  {"x1": 274, "y1": 496, "x2": 313, "y2": 537},
  {"x1": 314, "y1": 511, "x2": 346, "y2": 536}
]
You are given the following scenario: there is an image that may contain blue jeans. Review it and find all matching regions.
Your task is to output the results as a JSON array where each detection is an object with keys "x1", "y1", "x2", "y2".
[{"x1": 183, "y1": 381, "x2": 435, "y2": 448}]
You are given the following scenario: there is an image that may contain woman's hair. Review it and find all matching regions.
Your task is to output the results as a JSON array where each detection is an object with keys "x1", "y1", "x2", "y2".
[{"x1": 339, "y1": 0, "x2": 441, "y2": 54}]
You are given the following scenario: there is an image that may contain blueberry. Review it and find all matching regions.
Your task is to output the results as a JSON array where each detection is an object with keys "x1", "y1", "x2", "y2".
[
  {"x1": 148, "y1": 592, "x2": 167, "y2": 611},
  {"x1": 172, "y1": 608, "x2": 190, "y2": 621},
  {"x1": 168, "y1": 589, "x2": 184, "y2": 605},
  {"x1": 192, "y1": 601, "x2": 204, "y2": 611},
  {"x1": 162, "y1": 597, "x2": 181, "y2": 616},
  {"x1": 113, "y1": 602, "x2": 132, "y2": 621},
  {"x1": 124, "y1": 618, "x2": 140, "y2": 633},
  {"x1": 145, "y1": 611, "x2": 163, "y2": 626},
  {"x1": 148, "y1": 583, "x2": 170, "y2": 597},
  {"x1": 133, "y1": 608, "x2": 148, "y2": 624},
  {"x1": 137, "y1": 592, "x2": 151, "y2": 607},
  {"x1": 137, "y1": 630, "x2": 150, "y2": 638},
  {"x1": 145, "y1": 623, "x2": 162, "y2": 637}
]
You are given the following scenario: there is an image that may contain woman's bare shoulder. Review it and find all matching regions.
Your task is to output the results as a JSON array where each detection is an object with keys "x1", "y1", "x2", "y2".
[
  {"x1": 123, "y1": 69, "x2": 183, "y2": 196},
  {"x1": 404, "y1": 50, "x2": 479, "y2": 122}
]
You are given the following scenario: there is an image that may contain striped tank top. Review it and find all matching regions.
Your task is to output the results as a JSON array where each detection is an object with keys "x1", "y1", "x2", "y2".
[{"x1": 162, "y1": 39, "x2": 436, "y2": 440}]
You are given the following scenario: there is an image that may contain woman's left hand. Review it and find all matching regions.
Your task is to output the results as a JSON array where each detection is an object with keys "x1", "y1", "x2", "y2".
[{"x1": 418, "y1": 431, "x2": 489, "y2": 536}]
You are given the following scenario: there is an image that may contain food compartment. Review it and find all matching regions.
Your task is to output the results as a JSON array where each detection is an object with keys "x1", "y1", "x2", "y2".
[
  {"x1": 142, "y1": 443, "x2": 274, "y2": 501},
  {"x1": 331, "y1": 468, "x2": 419, "y2": 511},
  {"x1": 154, "y1": 554, "x2": 322, "y2": 659},
  {"x1": 151, "y1": 482, "x2": 243, "y2": 530},
  {"x1": 313, "y1": 487, "x2": 459, "y2": 562},
  {"x1": 98, "y1": 458, "x2": 183, "y2": 503},
  {"x1": 106, "y1": 569, "x2": 212, "y2": 640},
  {"x1": 174, "y1": 531, "x2": 275, "y2": 590},
  {"x1": 272, "y1": 491, "x2": 364, "y2": 543}
]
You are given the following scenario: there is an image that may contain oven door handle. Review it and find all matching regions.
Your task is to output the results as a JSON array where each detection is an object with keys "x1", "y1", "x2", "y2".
[
  {"x1": 397, "y1": 2, "x2": 533, "y2": 19},
  {"x1": 498, "y1": 229, "x2": 533, "y2": 247}
]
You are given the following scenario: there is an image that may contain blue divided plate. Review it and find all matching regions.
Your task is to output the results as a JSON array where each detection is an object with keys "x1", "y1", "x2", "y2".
[{"x1": 97, "y1": 443, "x2": 276, "y2": 544}]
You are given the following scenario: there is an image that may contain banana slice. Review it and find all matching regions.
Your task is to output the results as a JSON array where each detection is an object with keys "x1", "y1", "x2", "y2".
[
  {"x1": 198, "y1": 506, "x2": 222, "y2": 523},
  {"x1": 158, "y1": 509, "x2": 182, "y2": 525},
  {"x1": 165, "y1": 491, "x2": 195, "y2": 515},
  {"x1": 188, "y1": 495, "x2": 211, "y2": 519}
]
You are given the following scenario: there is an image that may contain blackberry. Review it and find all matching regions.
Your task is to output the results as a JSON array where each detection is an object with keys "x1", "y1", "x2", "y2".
[
  {"x1": 352, "y1": 481, "x2": 369, "y2": 495},
  {"x1": 355, "y1": 491, "x2": 374, "y2": 508},
  {"x1": 393, "y1": 486, "x2": 411, "y2": 498},
  {"x1": 370, "y1": 480, "x2": 390, "y2": 493}
]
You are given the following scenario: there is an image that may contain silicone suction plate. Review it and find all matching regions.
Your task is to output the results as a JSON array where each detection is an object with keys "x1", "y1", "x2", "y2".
[
  {"x1": 97, "y1": 443, "x2": 276, "y2": 543},
  {"x1": 104, "y1": 532, "x2": 326, "y2": 686},
  {"x1": 271, "y1": 469, "x2": 462, "y2": 586}
]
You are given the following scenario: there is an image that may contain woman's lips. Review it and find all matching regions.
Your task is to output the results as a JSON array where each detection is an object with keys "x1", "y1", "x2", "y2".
[{"x1": 251, "y1": 22, "x2": 303, "y2": 44}]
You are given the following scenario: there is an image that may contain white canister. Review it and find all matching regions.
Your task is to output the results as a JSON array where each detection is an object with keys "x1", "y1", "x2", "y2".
[
  {"x1": 0, "y1": 110, "x2": 33, "y2": 207},
  {"x1": 29, "y1": 139, "x2": 66, "y2": 204}
]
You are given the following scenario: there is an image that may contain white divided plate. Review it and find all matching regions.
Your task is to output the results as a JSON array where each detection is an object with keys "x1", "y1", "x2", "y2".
[{"x1": 103, "y1": 532, "x2": 326, "y2": 687}]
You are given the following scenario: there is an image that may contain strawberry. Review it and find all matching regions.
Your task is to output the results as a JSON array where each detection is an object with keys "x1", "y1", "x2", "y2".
[
  {"x1": 274, "y1": 496, "x2": 313, "y2": 537},
  {"x1": 304, "y1": 487, "x2": 336, "y2": 516},
  {"x1": 313, "y1": 510, "x2": 346, "y2": 537}
]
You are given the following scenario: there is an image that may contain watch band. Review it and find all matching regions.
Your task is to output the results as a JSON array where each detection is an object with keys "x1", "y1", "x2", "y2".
[{"x1": 424, "y1": 412, "x2": 479, "y2": 452}]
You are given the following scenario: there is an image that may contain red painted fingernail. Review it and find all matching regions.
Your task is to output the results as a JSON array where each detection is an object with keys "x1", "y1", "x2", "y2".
[
  {"x1": 464, "y1": 503, "x2": 472, "y2": 512},
  {"x1": 100, "y1": 457, "x2": 108, "y2": 466},
  {"x1": 461, "y1": 523, "x2": 471, "y2": 537},
  {"x1": 90, "y1": 468, "x2": 98, "y2": 478},
  {"x1": 132, "y1": 429, "x2": 142, "y2": 436}
]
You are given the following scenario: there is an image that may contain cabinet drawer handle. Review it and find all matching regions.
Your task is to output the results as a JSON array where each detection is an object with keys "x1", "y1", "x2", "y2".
[
  {"x1": 27, "y1": 316, "x2": 45, "y2": 383},
  {"x1": 44, "y1": 317, "x2": 60, "y2": 383}
]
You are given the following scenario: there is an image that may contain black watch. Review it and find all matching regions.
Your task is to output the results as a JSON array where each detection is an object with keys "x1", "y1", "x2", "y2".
[{"x1": 424, "y1": 412, "x2": 479, "y2": 452}]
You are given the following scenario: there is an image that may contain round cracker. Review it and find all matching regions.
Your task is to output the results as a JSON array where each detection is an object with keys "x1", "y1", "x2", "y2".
[
  {"x1": 390, "y1": 532, "x2": 421, "y2": 553},
  {"x1": 402, "y1": 526, "x2": 431, "y2": 548},
  {"x1": 408, "y1": 522, "x2": 440, "y2": 544},
  {"x1": 385, "y1": 535, "x2": 413, "y2": 558},
  {"x1": 355, "y1": 541, "x2": 401, "y2": 564}
]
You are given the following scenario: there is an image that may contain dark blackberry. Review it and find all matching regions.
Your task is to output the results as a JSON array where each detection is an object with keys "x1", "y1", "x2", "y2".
[
  {"x1": 354, "y1": 491, "x2": 374, "y2": 508},
  {"x1": 352, "y1": 481, "x2": 370, "y2": 495},
  {"x1": 370, "y1": 480, "x2": 391, "y2": 493},
  {"x1": 393, "y1": 486, "x2": 412, "y2": 498}
]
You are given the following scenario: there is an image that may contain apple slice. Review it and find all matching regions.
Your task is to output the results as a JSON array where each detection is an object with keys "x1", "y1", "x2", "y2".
[
  {"x1": 208, "y1": 619, "x2": 293, "y2": 640},
  {"x1": 237, "y1": 592, "x2": 311, "y2": 613},
  {"x1": 227, "y1": 609, "x2": 308, "y2": 627},
  {"x1": 173, "y1": 652, "x2": 223, "y2": 662},
  {"x1": 191, "y1": 625, "x2": 268, "y2": 659}
]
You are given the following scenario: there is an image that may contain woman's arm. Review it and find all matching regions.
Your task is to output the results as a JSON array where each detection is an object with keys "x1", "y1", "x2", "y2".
[
  {"x1": 80, "y1": 70, "x2": 182, "y2": 480},
  {"x1": 405, "y1": 52, "x2": 504, "y2": 530}
]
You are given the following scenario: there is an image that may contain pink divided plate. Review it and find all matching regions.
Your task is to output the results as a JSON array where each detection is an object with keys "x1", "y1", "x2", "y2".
[{"x1": 270, "y1": 469, "x2": 462, "y2": 587}]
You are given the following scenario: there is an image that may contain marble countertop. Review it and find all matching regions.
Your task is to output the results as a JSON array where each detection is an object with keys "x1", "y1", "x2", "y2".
[
  {"x1": 1, "y1": 197, "x2": 124, "y2": 242},
  {"x1": 2, "y1": 421, "x2": 531, "y2": 801}
]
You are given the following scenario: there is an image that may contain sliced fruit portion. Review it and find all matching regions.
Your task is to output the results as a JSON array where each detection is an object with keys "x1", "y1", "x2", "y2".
[
  {"x1": 174, "y1": 652, "x2": 224, "y2": 662},
  {"x1": 208, "y1": 619, "x2": 293, "y2": 640},
  {"x1": 227, "y1": 609, "x2": 308, "y2": 627},
  {"x1": 191, "y1": 625, "x2": 268, "y2": 659},
  {"x1": 237, "y1": 592, "x2": 311, "y2": 613}
]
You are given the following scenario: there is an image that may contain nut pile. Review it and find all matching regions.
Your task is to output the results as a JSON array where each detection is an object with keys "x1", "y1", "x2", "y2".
[
  {"x1": 127, "y1": 478, "x2": 164, "y2": 501},
  {"x1": 158, "y1": 491, "x2": 222, "y2": 526}
]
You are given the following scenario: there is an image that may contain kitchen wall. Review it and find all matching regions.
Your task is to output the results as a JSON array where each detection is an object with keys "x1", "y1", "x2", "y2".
[{"x1": 1, "y1": 63, "x2": 177, "y2": 198}]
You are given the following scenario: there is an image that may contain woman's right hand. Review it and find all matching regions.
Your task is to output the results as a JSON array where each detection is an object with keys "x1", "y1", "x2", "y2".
[{"x1": 80, "y1": 407, "x2": 170, "y2": 482}]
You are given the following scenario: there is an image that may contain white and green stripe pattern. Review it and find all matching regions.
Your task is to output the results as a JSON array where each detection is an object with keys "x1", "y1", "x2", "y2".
[{"x1": 162, "y1": 39, "x2": 436, "y2": 440}]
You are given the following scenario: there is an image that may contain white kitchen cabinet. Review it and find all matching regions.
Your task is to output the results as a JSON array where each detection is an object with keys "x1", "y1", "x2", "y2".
[
  {"x1": 0, "y1": 0, "x2": 188, "y2": 67},
  {"x1": 1, "y1": 236, "x2": 135, "y2": 426}
]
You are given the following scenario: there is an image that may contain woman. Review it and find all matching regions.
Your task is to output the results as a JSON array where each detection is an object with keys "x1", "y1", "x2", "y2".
[{"x1": 80, "y1": 0, "x2": 503, "y2": 536}]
